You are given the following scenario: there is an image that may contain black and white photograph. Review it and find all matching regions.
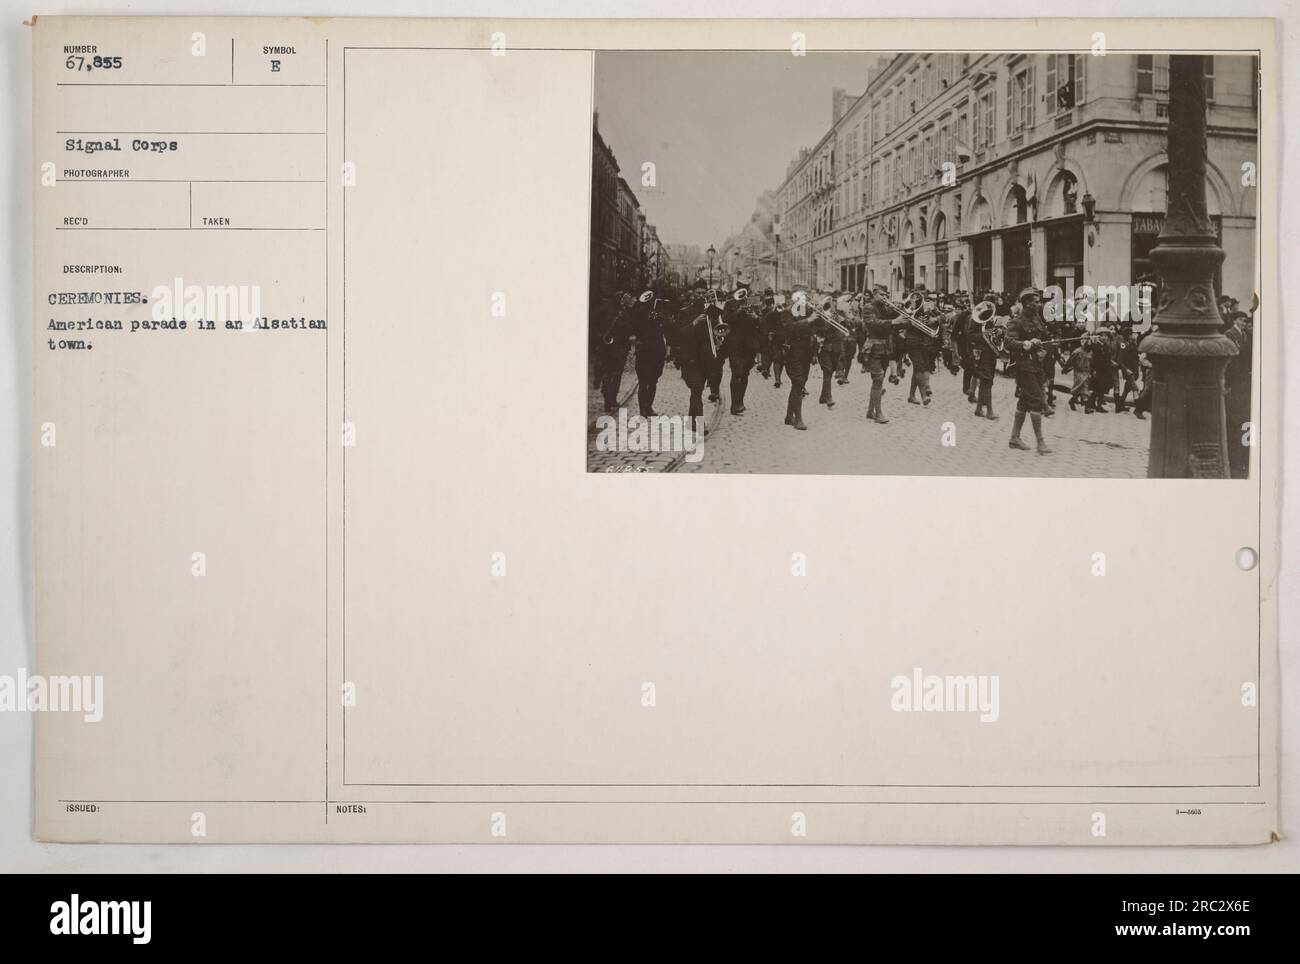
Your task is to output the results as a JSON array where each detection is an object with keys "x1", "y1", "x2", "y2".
[{"x1": 587, "y1": 50, "x2": 1259, "y2": 478}]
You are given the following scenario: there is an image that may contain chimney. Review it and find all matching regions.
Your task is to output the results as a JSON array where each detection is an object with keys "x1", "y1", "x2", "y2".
[{"x1": 832, "y1": 87, "x2": 848, "y2": 124}]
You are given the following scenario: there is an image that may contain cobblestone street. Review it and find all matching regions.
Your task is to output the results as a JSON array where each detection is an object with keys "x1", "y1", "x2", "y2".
[
  {"x1": 587, "y1": 359, "x2": 722, "y2": 472},
  {"x1": 590, "y1": 357, "x2": 1151, "y2": 477}
]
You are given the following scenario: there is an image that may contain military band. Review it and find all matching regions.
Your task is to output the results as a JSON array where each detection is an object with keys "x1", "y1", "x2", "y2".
[{"x1": 596, "y1": 278, "x2": 1253, "y2": 468}]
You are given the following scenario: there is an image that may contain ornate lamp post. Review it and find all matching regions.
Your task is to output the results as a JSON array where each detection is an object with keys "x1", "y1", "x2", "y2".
[
  {"x1": 773, "y1": 223, "x2": 781, "y2": 291},
  {"x1": 706, "y1": 244, "x2": 716, "y2": 290},
  {"x1": 1142, "y1": 55, "x2": 1238, "y2": 478}
]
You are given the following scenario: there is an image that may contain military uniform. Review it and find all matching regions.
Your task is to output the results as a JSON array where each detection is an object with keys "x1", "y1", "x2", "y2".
[
  {"x1": 836, "y1": 317, "x2": 861, "y2": 384},
  {"x1": 756, "y1": 293, "x2": 776, "y2": 378},
  {"x1": 780, "y1": 309, "x2": 815, "y2": 430},
  {"x1": 705, "y1": 302, "x2": 725, "y2": 402},
  {"x1": 1086, "y1": 330, "x2": 1117, "y2": 413},
  {"x1": 724, "y1": 297, "x2": 759, "y2": 416},
  {"x1": 858, "y1": 291, "x2": 900, "y2": 423},
  {"x1": 1004, "y1": 288, "x2": 1053, "y2": 454},
  {"x1": 970, "y1": 320, "x2": 1000, "y2": 419},
  {"x1": 761, "y1": 303, "x2": 786, "y2": 388},
  {"x1": 596, "y1": 302, "x2": 633, "y2": 414},
  {"x1": 628, "y1": 296, "x2": 667, "y2": 417},
  {"x1": 954, "y1": 310, "x2": 980, "y2": 402},
  {"x1": 904, "y1": 313, "x2": 939, "y2": 406},
  {"x1": 671, "y1": 309, "x2": 716, "y2": 421},
  {"x1": 812, "y1": 308, "x2": 846, "y2": 408}
]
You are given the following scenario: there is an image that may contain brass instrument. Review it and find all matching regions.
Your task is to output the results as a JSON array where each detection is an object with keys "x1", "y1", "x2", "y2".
[
  {"x1": 600, "y1": 313, "x2": 624, "y2": 346},
  {"x1": 700, "y1": 289, "x2": 729, "y2": 358},
  {"x1": 889, "y1": 292, "x2": 941, "y2": 339},
  {"x1": 808, "y1": 301, "x2": 853, "y2": 339},
  {"x1": 601, "y1": 290, "x2": 654, "y2": 345},
  {"x1": 972, "y1": 299, "x2": 1007, "y2": 356}
]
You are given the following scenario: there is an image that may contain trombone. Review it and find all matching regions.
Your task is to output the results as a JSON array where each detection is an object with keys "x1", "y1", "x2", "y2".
[
  {"x1": 806, "y1": 301, "x2": 854, "y2": 340},
  {"x1": 887, "y1": 291, "x2": 941, "y2": 339}
]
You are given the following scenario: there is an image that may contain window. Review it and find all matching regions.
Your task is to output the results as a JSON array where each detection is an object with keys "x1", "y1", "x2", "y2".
[
  {"x1": 1045, "y1": 54, "x2": 1087, "y2": 114},
  {"x1": 1136, "y1": 54, "x2": 1213, "y2": 102},
  {"x1": 1007, "y1": 64, "x2": 1034, "y2": 135},
  {"x1": 1136, "y1": 54, "x2": 1153, "y2": 95},
  {"x1": 974, "y1": 89, "x2": 995, "y2": 150},
  {"x1": 1137, "y1": 54, "x2": 1170, "y2": 96}
]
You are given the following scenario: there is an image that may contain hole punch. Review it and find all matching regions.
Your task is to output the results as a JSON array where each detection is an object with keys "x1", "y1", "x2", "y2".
[{"x1": 1236, "y1": 547, "x2": 1258, "y2": 571}]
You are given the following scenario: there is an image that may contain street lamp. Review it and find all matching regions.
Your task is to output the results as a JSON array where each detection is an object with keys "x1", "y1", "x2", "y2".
[
  {"x1": 706, "y1": 244, "x2": 716, "y2": 290},
  {"x1": 1142, "y1": 54, "x2": 1237, "y2": 478},
  {"x1": 773, "y1": 223, "x2": 781, "y2": 292}
]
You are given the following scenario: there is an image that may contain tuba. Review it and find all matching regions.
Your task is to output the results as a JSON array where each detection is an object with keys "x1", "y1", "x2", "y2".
[
  {"x1": 702, "y1": 290, "x2": 729, "y2": 357},
  {"x1": 972, "y1": 299, "x2": 1007, "y2": 356}
]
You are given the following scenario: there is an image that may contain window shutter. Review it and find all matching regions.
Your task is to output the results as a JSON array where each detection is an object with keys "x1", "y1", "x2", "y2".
[
  {"x1": 1136, "y1": 54, "x2": 1152, "y2": 95},
  {"x1": 1006, "y1": 73, "x2": 1013, "y2": 135},
  {"x1": 1027, "y1": 64, "x2": 1035, "y2": 128},
  {"x1": 1045, "y1": 56, "x2": 1057, "y2": 116},
  {"x1": 1075, "y1": 54, "x2": 1086, "y2": 106}
]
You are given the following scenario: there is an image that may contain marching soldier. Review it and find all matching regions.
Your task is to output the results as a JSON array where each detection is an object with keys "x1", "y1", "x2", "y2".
[
  {"x1": 628, "y1": 290, "x2": 667, "y2": 417},
  {"x1": 705, "y1": 292, "x2": 725, "y2": 403},
  {"x1": 860, "y1": 285, "x2": 901, "y2": 424},
  {"x1": 954, "y1": 301, "x2": 981, "y2": 403},
  {"x1": 761, "y1": 293, "x2": 787, "y2": 389},
  {"x1": 781, "y1": 295, "x2": 816, "y2": 430},
  {"x1": 724, "y1": 286, "x2": 759, "y2": 416},
  {"x1": 904, "y1": 295, "x2": 939, "y2": 406},
  {"x1": 1004, "y1": 287, "x2": 1053, "y2": 454},
  {"x1": 595, "y1": 291, "x2": 634, "y2": 414},
  {"x1": 756, "y1": 289, "x2": 776, "y2": 379},
  {"x1": 971, "y1": 322, "x2": 1001, "y2": 420},
  {"x1": 813, "y1": 297, "x2": 844, "y2": 409},
  {"x1": 670, "y1": 294, "x2": 718, "y2": 427},
  {"x1": 836, "y1": 309, "x2": 862, "y2": 385}
]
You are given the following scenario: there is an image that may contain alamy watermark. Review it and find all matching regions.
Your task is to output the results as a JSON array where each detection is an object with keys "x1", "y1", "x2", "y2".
[
  {"x1": 594, "y1": 408, "x2": 705, "y2": 464},
  {"x1": 0, "y1": 669, "x2": 103, "y2": 722},
  {"x1": 151, "y1": 276, "x2": 261, "y2": 327},
  {"x1": 1041, "y1": 279, "x2": 1155, "y2": 326},
  {"x1": 890, "y1": 668, "x2": 1000, "y2": 723}
]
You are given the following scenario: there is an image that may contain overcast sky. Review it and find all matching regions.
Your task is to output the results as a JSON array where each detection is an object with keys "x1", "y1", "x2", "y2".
[{"x1": 594, "y1": 51, "x2": 878, "y2": 251}]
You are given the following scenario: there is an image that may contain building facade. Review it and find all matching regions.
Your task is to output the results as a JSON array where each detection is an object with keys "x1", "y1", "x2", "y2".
[
  {"x1": 775, "y1": 53, "x2": 1258, "y2": 307},
  {"x1": 590, "y1": 114, "x2": 671, "y2": 304}
]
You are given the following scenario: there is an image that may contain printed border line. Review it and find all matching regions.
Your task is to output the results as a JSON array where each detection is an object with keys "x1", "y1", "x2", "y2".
[
  {"x1": 54, "y1": 798, "x2": 1270, "y2": 807},
  {"x1": 338, "y1": 44, "x2": 1265, "y2": 791}
]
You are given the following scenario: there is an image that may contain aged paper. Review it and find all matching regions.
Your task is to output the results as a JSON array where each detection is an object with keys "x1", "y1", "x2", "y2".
[{"x1": 32, "y1": 16, "x2": 1277, "y2": 843}]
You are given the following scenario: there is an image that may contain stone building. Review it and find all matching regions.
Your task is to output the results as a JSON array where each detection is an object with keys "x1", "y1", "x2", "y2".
[
  {"x1": 589, "y1": 113, "x2": 670, "y2": 303},
  {"x1": 775, "y1": 53, "x2": 1258, "y2": 307}
]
